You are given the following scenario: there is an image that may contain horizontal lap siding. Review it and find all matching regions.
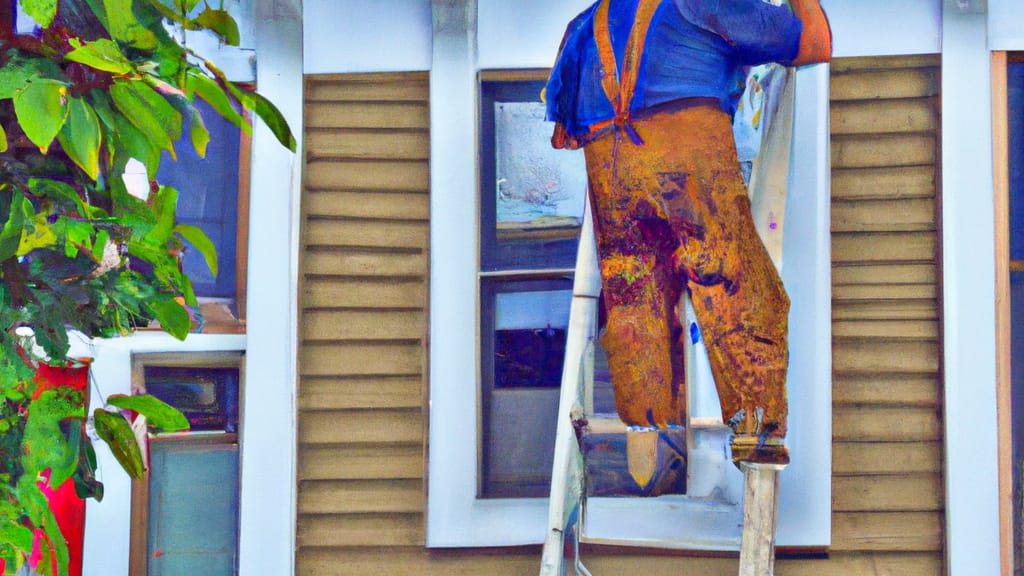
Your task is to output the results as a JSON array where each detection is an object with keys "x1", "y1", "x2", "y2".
[
  {"x1": 827, "y1": 55, "x2": 946, "y2": 568},
  {"x1": 297, "y1": 56, "x2": 946, "y2": 574},
  {"x1": 297, "y1": 73, "x2": 430, "y2": 571}
]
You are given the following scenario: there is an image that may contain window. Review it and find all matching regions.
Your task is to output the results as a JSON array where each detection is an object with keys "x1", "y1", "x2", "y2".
[
  {"x1": 155, "y1": 99, "x2": 251, "y2": 331},
  {"x1": 478, "y1": 76, "x2": 584, "y2": 498},
  {"x1": 428, "y1": 6, "x2": 830, "y2": 549},
  {"x1": 128, "y1": 352, "x2": 244, "y2": 576}
]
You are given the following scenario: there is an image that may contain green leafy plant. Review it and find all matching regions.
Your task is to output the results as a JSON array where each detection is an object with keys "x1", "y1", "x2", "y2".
[{"x1": 0, "y1": 0, "x2": 294, "y2": 573}]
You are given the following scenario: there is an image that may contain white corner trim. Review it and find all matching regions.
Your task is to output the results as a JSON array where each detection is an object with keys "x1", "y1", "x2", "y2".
[
  {"x1": 238, "y1": 0, "x2": 302, "y2": 573},
  {"x1": 941, "y1": 8, "x2": 1003, "y2": 576}
]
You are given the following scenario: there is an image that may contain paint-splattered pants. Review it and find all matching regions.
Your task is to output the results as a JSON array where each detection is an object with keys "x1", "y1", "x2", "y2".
[{"x1": 584, "y1": 103, "x2": 791, "y2": 464}]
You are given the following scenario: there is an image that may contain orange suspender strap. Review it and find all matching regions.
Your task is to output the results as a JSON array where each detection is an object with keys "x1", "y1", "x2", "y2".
[{"x1": 591, "y1": 0, "x2": 661, "y2": 144}]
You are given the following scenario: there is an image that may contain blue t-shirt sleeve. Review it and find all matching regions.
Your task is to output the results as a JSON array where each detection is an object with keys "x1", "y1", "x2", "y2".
[{"x1": 674, "y1": 0, "x2": 803, "y2": 65}]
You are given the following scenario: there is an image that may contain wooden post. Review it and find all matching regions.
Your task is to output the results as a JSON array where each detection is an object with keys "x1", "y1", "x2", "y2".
[{"x1": 738, "y1": 463, "x2": 785, "y2": 576}]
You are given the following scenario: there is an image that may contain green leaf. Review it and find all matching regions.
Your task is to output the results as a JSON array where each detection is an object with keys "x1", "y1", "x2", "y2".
[
  {"x1": 64, "y1": 219, "x2": 97, "y2": 258},
  {"x1": 174, "y1": 223, "x2": 217, "y2": 277},
  {"x1": 13, "y1": 79, "x2": 69, "y2": 154},
  {"x1": 19, "y1": 0, "x2": 57, "y2": 28},
  {"x1": 188, "y1": 104, "x2": 210, "y2": 158},
  {"x1": 16, "y1": 213, "x2": 58, "y2": 256},
  {"x1": 92, "y1": 408, "x2": 145, "y2": 479},
  {"x1": 0, "y1": 67, "x2": 33, "y2": 100},
  {"x1": 57, "y1": 97, "x2": 102, "y2": 180},
  {"x1": 149, "y1": 185, "x2": 179, "y2": 245},
  {"x1": 23, "y1": 391, "x2": 84, "y2": 484},
  {"x1": 193, "y1": 7, "x2": 240, "y2": 46},
  {"x1": 0, "y1": 192, "x2": 30, "y2": 262},
  {"x1": 64, "y1": 38, "x2": 133, "y2": 75},
  {"x1": 107, "y1": 393, "x2": 189, "y2": 432},
  {"x1": 151, "y1": 297, "x2": 191, "y2": 340},
  {"x1": 110, "y1": 79, "x2": 181, "y2": 160},
  {"x1": 92, "y1": 229, "x2": 111, "y2": 264},
  {"x1": 0, "y1": 123, "x2": 7, "y2": 153},
  {"x1": 0, "y1": 57, "x2": 66, "y2": 99},
  {"x1": 239, "y1": 90, "x2": 296, "y2": 151},
  {"x1": 27, "y1": 178, "x2": 89, "y2": 219},
  {"x1": 103, "y1": 0, "x2": 158, "y2": 49},
  {"x1": 111, "y1": 112, "x2": 162, "y2": 177},
  {"x1": 73, "y1": 435, "x2": 104, "y2": 502},
  {"x1": 185, "y1": 70, "x2": 249, "y2": 136}
]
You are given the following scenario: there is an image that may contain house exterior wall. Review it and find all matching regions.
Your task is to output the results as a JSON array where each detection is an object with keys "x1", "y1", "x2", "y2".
[
  {"x1": 296, "y1": 53, "x2": 946, "y2": 575},
  {"x1": 290, "y1": 0, "x2": 1024, "y2": 573}
]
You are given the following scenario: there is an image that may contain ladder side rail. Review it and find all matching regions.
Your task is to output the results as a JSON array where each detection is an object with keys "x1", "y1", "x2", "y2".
[{"x1": 540, "y1": 195, "x2": 602, "y2": 575}]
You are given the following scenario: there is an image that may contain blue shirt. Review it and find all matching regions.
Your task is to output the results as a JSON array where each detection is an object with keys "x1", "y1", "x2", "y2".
[{"x1": 546, "y1": 0, "x2": 803, "y2": 139}]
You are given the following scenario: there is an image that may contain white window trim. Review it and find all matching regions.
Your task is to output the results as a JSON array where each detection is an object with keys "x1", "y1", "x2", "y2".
[{"x1": 427, "y1": 0, "x2": 832, "y2": 548}]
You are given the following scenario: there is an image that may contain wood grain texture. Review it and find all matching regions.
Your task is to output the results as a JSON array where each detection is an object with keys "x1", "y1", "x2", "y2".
[
  {"x1": 831, "y1": 99, "x2": 937, "y2": 135},
  {"x1": 302, "y1": 278, "x2": 425, "y2": 309},
  {"x1": 831, "y1": 134, "x2": 935, "y2": 169},
  {"x1": 304, "y1": 190, "x2": 429, "y2": 219},
  {"x1": 298, "y1": 445, "x2": 424, "y2": 481},
  {"x1": 298, "y1": 74, "x2": 430, "y2": 566},
  {"x1": 832, "y1": 512, "x2": 943, "y2": 552},
  {"x1": 832, "y1": 166, "x2": 935, "y2": 201},
  {"x1": 298, "y1": 479, "x2": 424, "y2": 514},
  {"x1": 831, "y1": 68, "x2": 939, "y2": 101},
  {"x1": 832, "y1": 442, "x2": 942, "y2": 476}
]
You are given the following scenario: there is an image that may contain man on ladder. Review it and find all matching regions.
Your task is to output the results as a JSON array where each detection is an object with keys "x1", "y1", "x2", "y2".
[{"x1": 544, "y1": 0, "x2": 831, "y2": 572}]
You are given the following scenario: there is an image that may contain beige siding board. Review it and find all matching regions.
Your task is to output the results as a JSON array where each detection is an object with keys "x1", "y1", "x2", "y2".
[
  {"x1": 305, "y1": 102, "x2": 429, "y2": 130},
  {"x1": 833, "y1": 374, "x2": 940, "y2": 407},
  {"x1": 300, "y1": 376, "x2": 422, "y2": 410},
  {"x1": 298, "y1": 479, "x2": 424, "y2": 514},
  {"x1": 303, "y1": 249, "x2": 425, "y2": 278},
  {"x1": 304, "y1": 218, "x2": 429, "y2": 250},
  {"x1": 833, "y1": 407, "x2": 942, "y2": 443},
  {"x1": 832, "y1": 283, "x2": 936, "y2": 301},
  {"x1": 832, "y1": 263, "x2": 936, "y2": 286},
  {"x1": 832, "y1": 319, "x2": 938, "y2": 340},
  {"x1": 297, "y1": 548, "x2": 941, "y2": 576},
  {"x1": 833, "y1": 338, "x2": 938, "y2": 373},
  {"x1": 305, "y1": 159, "x2": 429, "y2": 192},
  {"x1": 831, "y1": 99, "x2": 937, "y2": 135},
  {"x1": 301, "y1": 342, "x2": 422, "y2": 377},
  {"x1": 304, "y1": 190, "x2": 429, "y2": 220},
  {"x1": 298, "y1": 445, "x2": 423, "y2": 481},
  {"x1": 306, "y1": 129, "x2": 430, "y2": 161},
  {"x1": 831, "y1": 198, "x2": 936, "y2": 233},
  {"x1": 832, "y1": 512, "x2": 943, "y2": 552},
  {"x1": 833, "y1": 442, "x2": 943, "y2": 476},
  {"x1": 830, "y1": 68, "x2": 939, "y2": 101},
  {"x1": 832, "y1": 232, "x2": 936, "y2": 263},
  {"x1": 832, "y1": 166, "x2": 934, "y2": 201},
  {"x1": 302, "y1": 309, "x2": 425, "y2": 341},
  {"x1": 831, "y1": 134, "x2": 935, "y2": 169},
  {"x1": 297, "y1": 547, "x2": 541, "y2": 576},
  {"x1": 833, "y1": 474, "x2": 943, "y2": 512},
  {"x1": 302, "y1": 278, "x2": 425, "y2": 309},
  {"x1": 305, "y1": 74, "x2": 429, "y2": 102},
  {"x1": 831, "y1": 54, "x2": 940, "y2": 73},
  {"x1": 300, "y1": 409, "x2": 423, "y2": 445},
  {"x1": 297, "y1": 514, "x2": 424, "y2": 547},
  {"x1": 833, "y1": 300, "x2": 937, "y2": 322}
]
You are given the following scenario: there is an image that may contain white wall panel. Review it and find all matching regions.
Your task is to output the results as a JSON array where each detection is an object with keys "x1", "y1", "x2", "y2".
[
  {"x1": 303, "y1": 0, "x2": 432, "y2": 73},
  {"x1": 823, "y1": 0, "x2": 941, "y2": 57},
  {"x1": 990, "y1": 0, "x2": 1024, "y2": 50}
]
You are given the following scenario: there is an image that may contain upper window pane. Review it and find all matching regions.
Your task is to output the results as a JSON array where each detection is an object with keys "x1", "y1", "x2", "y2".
[{"x1": 480, "y1": 79, "x2": 586, "y2": 271}]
